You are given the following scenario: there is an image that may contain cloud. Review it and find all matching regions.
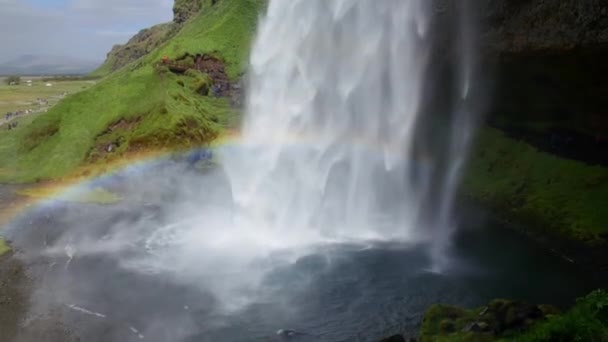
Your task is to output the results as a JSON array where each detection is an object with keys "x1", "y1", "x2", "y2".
[{"x1": 0, "y1": 0, "x2": 173, "y2": 63}]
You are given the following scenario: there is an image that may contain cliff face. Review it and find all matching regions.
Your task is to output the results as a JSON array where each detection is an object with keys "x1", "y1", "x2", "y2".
[
  {"x1": 94, "y1": 0, "x2": 204, "y2": 75},
  {"x1": 98, "y1": 23, "x2": 173, "y2": 74},
  {"x1": 173, "y1": 0, "x2": 203, "y2": 25},
  {"x1": 429, "y1": 0, "x2": 607, "y2": 136},
  {"x1": 483, "y1": 0, "x2": 608, "y2": 53},
  {"x1": 432, "y1": 0, "x2": 608, "y2": 52}
]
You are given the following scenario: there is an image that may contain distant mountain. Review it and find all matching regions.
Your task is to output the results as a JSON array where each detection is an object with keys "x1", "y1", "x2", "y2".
[{"x1": 0, "y1": 55, "x2": 102, "y2": 76}]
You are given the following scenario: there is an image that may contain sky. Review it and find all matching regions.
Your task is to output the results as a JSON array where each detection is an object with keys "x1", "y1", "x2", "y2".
[{"x1": 0, "y1": 0, "x2": 174, "y2": 63}]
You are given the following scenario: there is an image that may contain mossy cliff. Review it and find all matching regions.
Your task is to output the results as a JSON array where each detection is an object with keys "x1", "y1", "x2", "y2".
[
  {"x1": 462, "y1": 128, "x2": 608, "y2": 246},
  {"x1": 93, "y1": 0, "x2": 210, "y2": 76},
  {"x1": 455, "y1": 0, "x2": 608, "y2": 254}
]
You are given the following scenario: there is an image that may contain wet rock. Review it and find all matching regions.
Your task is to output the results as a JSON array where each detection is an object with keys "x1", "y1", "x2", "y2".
[
  {"x1": 477, "y1": 321, "x2": 490, "y2": 331},
  {"x1": 421, "y1": 298, "x2": 560, "y2": 341},
  {"x1": 538, "y1": 304, "x2": 561, "y2": 317},
  {"x1": 462, "y1": 322, "x2": 484, "y2": 333},
  {"x1": 378, "y1": 335, "x2": 407, "y2": 342}
]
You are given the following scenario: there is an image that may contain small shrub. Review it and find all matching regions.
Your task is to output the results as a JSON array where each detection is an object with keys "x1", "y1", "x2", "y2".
[
  {"x1": 22, "y1": 121, "x2": 60, "y2": 152},
  {"x1": 511, "y1": 290, "x2": 608, "y2": 342},
  {"x1": 5, "y1": 75, "x2": 20, "y2": 85}
]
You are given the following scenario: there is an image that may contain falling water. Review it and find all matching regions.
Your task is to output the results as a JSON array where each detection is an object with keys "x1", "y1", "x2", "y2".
[
  {"x1": 18, "y1": 1, "x2": 479, "y2": 325},
  {"x1": 223, "y1": 0, "x2": 478, "y2": 267}
]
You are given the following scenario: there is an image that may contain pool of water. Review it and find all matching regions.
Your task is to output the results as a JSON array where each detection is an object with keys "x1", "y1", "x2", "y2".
[{"x1": 3, "y1": 160, "x2": 604, "y2": 342}]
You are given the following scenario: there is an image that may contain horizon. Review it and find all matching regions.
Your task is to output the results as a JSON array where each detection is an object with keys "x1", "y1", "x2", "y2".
[{"x1": 0, "y1": 0, "x2": 173, "y2": 64}]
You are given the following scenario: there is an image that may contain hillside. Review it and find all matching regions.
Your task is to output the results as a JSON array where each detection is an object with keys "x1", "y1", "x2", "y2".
[
  {"x1": 91, "y1": 23, "x2": 174, "y2": 76},
  {"x1": 92, "y1": 0, "x2": 206, "y2": 76},
  {"x1": 0, "y1": 55, "x2": 101, "y2": 76},
  {"x1": 0, "y1": 0, "x2": 264, "y2": 182}
]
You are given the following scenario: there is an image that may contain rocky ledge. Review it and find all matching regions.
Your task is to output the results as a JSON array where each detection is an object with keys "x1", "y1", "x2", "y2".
[{"x1": 418, "y1": 299, "x2": 560, "y2": 341}]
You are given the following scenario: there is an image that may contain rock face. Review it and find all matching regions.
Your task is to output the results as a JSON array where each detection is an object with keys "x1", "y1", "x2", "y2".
[
  {"x1": 433, "y1": 0, "x2": 608, "y2": 52},
  {"x1": 476, "y1": 0, "x2": 608, "y2": 139},
  {"x1": 101, "y1": 23, "x2": 173, "y2": 73},
  {"x1": 173, "y1": 0, "x2": 203, "y2": 25},
  {"x1": 97, "y1": 0, "x2": 204, "y2": 74},
  {"x1": 483, "y1": 0, "x2": 608, "y2": 53}
]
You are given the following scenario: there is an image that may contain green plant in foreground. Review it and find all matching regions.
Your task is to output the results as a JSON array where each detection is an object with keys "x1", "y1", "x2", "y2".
[
  {"x1": 420, "y1": 290, "x2": 608, "y2": 342},
  {"x1": 507, "y1": 290, "x2": 608, "y2": 342}
]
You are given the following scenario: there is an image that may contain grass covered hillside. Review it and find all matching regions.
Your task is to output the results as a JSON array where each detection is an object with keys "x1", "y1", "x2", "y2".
[
  {"x1": 463, "y1": 127, "x2": 608, "y2": 245},
  {"x1": 92, "y1": 0, "x2": 209, "y2": 76},
  {"x1": 0, "y1": 0, "x2": 264, "y2": 183}
]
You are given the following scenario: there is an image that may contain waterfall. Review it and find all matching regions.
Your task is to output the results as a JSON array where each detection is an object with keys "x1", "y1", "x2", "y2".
[{"x1": 222, "y1": 0, "x2": 478, "y2": 267}]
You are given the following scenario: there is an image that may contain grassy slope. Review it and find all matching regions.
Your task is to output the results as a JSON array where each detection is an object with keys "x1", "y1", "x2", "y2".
[
  {"x1": 0, "y1": 238, "x2": 9, "y2": 256},
  {"x1": 0, "y1": 0, "x2": 263, "y2": 183},
  {"x1": 509, "y1": 290, "x2": 608, "y2": 342},
  {"x1": 462, "y1": 127, "x2": 608, "y2": 244}
]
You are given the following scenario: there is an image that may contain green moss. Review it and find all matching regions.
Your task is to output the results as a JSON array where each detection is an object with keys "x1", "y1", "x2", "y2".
[
  {"x1": 150, "y1": 0, "x2": 265, "y2": 79},
  {"x1": 0, "y1": 238, "x2": 10, "y2": 256},
  {"x1": 462, "y1": 127, "x2": 608, "y2": 244},
  {"x1": 504, "y1": 290, "x2": 608, "y2": 342},
  {"x1": 420, "y1": 291, "x2": 607, "y2": 342},
  {"x1": 0, "y1": 0, "x2": 264, "y2": 183},
  {"x1": 421, "y1": 304, "x2": 488, "y2": 342}
]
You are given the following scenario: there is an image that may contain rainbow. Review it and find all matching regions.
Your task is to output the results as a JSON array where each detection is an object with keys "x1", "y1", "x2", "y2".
[{"x1": 0, "y1": 131, "x2": 433, "y2": 229}]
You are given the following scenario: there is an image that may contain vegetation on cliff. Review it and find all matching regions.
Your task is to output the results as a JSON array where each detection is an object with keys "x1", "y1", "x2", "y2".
[
  {"x1": 93, "y1": 0, "x2": 226, "y2": 76},
  {"x1": 0, "y1": 0, "x2": 264, "y2": 183},
  {"x1": 92, "y1": 23, "x2": 174, "y2": 76},
  {"x1": 462, "y1": 127, "x2": 608, "y2": 245},
  {"x1": 420, "y1": 290, "x2": 608, "y2": 342}
]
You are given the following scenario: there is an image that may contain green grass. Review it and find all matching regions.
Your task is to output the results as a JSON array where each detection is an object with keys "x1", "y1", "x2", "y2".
[
  {"x1": 0, "y1": 0, "x2": 264, "y2": 183},
  {"x1": 420, "y1": 304, "x2": 494, "y2": 342},
  {"x1": 0, "y1": 238, "x2": 10, "y2": 256},
  {"x1": 504, "y1": 290, "x2": 608, "y2": 342},
  {"x1": 462, "y1": 127, "x2": 608, "y2": 244},
  {"x1": 0, "y1": 79, "x2": 94, "y2": 114},
  {"x1": 149, "y1": 0, "x2": 265, "y2": 79},
  {"x1": 420, "y1": 290, "x2": 608, "y2": 342}
]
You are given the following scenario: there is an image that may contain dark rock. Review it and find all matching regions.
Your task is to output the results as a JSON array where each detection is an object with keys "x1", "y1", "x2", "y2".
[
  {"x1": 538, "y1": 304, "x2": 561, "y2": 316},
  {"x1": 477, "y1": 321, "x2": 490, "y2": 332},
  {"x1": 503, "y1": 302, "x2": 543, "y2": 330},
  {"x1": 462, "y1": 322, "x2": 484, "y2": 333},
  {"x1": 378, "y1": 335, "x2": 406, "y2": 342},
  {"x1": 173, "y1": 0, "x2": 202, "y2": 24}
]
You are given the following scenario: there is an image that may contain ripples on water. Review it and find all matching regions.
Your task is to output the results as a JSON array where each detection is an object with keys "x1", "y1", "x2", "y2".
[{"x1": 5, "y1": 159, "x2": 600, "y2": 342}]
